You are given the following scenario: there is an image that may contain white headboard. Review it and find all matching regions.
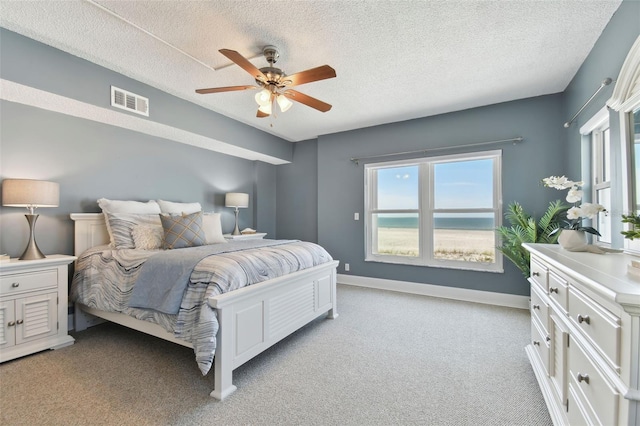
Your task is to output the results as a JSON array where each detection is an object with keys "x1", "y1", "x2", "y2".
[{"x1": 70, "y1": 213, "x2": 109, "y2": 255}]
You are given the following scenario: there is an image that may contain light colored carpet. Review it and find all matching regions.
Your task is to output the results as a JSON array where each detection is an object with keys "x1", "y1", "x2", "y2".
[{"x1": 0, "y1": 284, "x2": 552, "y2": 425}]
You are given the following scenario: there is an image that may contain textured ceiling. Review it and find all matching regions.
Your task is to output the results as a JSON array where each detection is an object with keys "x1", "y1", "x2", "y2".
[{"x1": 0, "y1": 0, "x2": 622, "y2": 142}]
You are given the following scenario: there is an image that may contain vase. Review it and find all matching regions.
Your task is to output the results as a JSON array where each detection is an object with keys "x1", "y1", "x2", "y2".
[{"x1": 557, "y1": 229, "x2": 588, "y2": 251}]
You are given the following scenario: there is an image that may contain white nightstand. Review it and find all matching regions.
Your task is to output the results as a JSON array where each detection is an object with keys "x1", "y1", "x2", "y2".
[
  {"x1": 0, "y1": 255, "x2": 76, "y2": 363},
  {"x1": 224, "y1": 233, "x2": 267, "y2": 240}
]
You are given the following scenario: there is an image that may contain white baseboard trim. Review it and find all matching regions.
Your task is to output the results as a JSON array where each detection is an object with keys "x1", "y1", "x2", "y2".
[{"x1": 337, "y1": 274, "x2": 529, "y2": 310}]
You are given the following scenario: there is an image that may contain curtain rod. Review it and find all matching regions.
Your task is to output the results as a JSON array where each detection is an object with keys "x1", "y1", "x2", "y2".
[
  {"x1": 349, "y1": 137, "x2": 524, "y2": 165},
  {"x1": 563, "y1": 78, "x2": 612, "y2": 128}
]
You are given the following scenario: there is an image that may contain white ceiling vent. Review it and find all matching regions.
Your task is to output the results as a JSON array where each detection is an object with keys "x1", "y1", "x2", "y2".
[{"x1": 111, "y1": 86, "x2": 149, "y2": 116}]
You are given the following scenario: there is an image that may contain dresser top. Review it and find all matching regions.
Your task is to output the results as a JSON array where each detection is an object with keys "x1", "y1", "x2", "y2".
[{"x1": 523, "y1": 244, "x2": 640, "y2": 309}]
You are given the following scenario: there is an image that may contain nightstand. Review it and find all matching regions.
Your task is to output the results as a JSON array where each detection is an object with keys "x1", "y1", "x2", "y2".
[
  {"x1": 0, "y1": 255, "x2": 76, "y2": 362},
  {"x1": 224, "y1": 233, "x2": 267, "y2": 240}
]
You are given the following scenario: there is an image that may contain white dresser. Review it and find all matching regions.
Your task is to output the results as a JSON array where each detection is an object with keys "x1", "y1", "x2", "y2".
[
  {"x1": 0, "y1": 255, "x2": 76, "y2": 362},
  {"x1": 522, "y1": 244, "x2": 640, "y2": 425}
]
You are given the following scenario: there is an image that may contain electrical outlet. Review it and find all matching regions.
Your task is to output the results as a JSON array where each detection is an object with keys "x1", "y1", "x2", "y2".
[{"x1": 345, "y1": 263, "x2": 350, "y2": 272}]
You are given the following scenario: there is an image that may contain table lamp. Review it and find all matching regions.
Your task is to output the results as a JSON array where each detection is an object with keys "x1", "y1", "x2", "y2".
[
  {"x1": 225, "y1": 192, "x2": 249, "y2": 235},
  {"x1": 2, "y1": 179, "x2": 59, "y2": 260}
]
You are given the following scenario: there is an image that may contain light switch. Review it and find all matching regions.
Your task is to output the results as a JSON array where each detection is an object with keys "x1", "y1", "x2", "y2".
[{"x1": 354, "y1": 213, "x2": 359, "y2": 220}]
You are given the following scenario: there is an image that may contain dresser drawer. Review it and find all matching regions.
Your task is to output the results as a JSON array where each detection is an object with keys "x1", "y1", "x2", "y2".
[
  {"x1": 569, "y1": 339, "x2": 619, "y2": 426},
  {"x1": 548, "y1": 270, "x2": 568, "y2": 314},
  {"x1": 530, "y1": 258, "x2": 548, "y2": 292},
  {"x1": 0, "y1": 270, "x2": 58, "y2": 294},
  {"x1": 531, "y1": 317, "x2": 550, "y2": 375},
  {"x1": 530, "y1": 284, "x2": 549, "y2": 334},
  {"x1": 569, "y1": 287, "x2": 621, "y2": 370}
]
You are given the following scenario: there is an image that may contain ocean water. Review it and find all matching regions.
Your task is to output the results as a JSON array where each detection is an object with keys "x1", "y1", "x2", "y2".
[{"x1": 377, "y1": 216, "x2": 494, "y2": 230}]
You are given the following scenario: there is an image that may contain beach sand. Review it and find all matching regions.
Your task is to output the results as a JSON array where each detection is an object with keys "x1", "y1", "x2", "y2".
[{"x1": 376, "y1": 227, "x2": 495, "y2": 262}]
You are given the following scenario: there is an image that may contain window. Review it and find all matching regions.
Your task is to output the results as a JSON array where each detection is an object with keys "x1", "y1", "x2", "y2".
[
  {"x1": 365, "y1": 150, "x2": 502, "y2": 272},
  {"x1": 592, "y1": 125, "x2": 612, "y2": 245}
]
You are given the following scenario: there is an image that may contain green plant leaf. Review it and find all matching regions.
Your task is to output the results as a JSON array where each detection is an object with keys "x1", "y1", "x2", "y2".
[{"x1": 497, "y1": 199, "x2": 568, "y2": 277}]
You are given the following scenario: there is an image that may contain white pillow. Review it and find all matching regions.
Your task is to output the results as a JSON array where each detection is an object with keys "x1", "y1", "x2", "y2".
[
  {"x1": 131, "y1": 224, "x2": 164, "y2": 250},
  {"x1": 157, "y1": 200, "x2": 202, "y2": 215},
  {"x1": 203, "y1": 212, "x2": 227, "y2": 244},
  {"x1": 97, "y1": 199, "x2": 161, "y2": 214},
  {"x1": 97, "y1": 199, "x2": 161, "y2": 247}
]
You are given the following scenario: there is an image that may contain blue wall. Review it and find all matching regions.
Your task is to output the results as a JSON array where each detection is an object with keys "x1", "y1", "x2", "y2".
[
  {"x1": 317, "y1": 95, "x2": 565, "y2": 296},
  {"x1": 0, "y1": 29, "x2": 291, "y2": 257},
  {"x1": 562, "y1": 0, "x2": 640, "y2": 248},
  {"x1": 277, "y1": 0, "x2": 638, "y2": 297}
]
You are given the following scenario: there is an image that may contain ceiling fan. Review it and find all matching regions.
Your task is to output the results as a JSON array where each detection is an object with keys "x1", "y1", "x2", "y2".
[{"x1": 196, "y1": 46, "x2": 336, "y2": 118}]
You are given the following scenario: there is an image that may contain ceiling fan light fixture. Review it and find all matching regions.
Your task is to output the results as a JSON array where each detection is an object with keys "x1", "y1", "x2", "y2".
[
  {"x1": 258, "y1": 102, "x2": 272, "y2": 115},
  {"x1": 277, "y1": 94, "x2": 293, "y2": 112},
  {"x1": 255, "y1": 89, "x2": 271, "y2": 106}
]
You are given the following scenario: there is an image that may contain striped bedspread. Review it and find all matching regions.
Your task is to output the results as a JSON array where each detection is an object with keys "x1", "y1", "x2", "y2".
[{"x1": 70, "y1": 240, "x2": 333, "y2": 375}]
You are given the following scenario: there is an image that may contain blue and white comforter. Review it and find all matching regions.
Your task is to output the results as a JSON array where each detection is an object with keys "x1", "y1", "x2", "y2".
[{"x1": 70, "y1": 240, "x2": 333, "y2": 375}]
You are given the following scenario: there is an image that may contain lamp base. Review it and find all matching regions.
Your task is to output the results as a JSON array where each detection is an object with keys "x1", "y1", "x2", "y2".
[
  {"x1": 232, "y1": 208, "x2": 241, "y2": 235},
  {"x1": 19, "y1": 214, "x2": 46, "y2": 260}
]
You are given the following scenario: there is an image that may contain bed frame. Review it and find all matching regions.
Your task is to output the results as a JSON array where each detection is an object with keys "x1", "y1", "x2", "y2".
[{"x1": 70, "y1": 213, "x2": 339, "y2": 400}]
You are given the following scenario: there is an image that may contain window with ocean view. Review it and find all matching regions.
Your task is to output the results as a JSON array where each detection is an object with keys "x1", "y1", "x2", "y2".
[{"x1": 365, "y1": 150, "x2": 502, "y2": 272}]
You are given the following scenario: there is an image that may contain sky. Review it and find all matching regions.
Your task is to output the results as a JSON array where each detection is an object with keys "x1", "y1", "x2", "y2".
[{"x1": 377, "y1": 158, "x2": 494, "y2": 210}]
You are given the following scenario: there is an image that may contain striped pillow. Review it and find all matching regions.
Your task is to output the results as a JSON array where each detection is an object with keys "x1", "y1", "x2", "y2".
[
  {"x1": 105, "y1": 213, "x2": 162, "y2": 249},
  {"x1": 160, "y1": 211, "x2": 206, "y2": 249}
]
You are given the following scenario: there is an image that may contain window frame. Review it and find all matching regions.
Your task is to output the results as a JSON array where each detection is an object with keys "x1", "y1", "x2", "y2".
[
  {"x1": 591, "y1": 124, "x2": 612, "y2": 246},
  {"x1": 364, "y1": 149, "x2": 503, "y2": 273}
]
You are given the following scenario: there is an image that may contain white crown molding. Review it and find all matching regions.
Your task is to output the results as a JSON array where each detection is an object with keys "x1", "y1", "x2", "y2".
[
  {"x1": 337, "y1": 274, "x2": 529, "y2": 310},
  {"x1": 0, "y1": 78, "x2": 289, "y2": 165}
]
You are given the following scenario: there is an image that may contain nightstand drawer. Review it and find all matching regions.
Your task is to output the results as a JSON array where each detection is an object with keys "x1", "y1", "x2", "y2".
[
  {"x1": 0, "y1": 270, "x2": 58, "y2": 294},
  {"x1": 569, "y1": 286, "x2": 621, "y2": 370}
]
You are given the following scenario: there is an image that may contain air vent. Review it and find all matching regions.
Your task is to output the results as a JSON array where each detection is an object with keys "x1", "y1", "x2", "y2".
[{"x1": 111, "y1": 86, "x2": 149, "y2": 116}]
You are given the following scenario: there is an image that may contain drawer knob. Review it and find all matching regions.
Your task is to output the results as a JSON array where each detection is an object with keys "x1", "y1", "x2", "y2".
[
  {"x1": 533, "y1": 340, "x2": 540, "y2": 346},
  {"x1": 16, "y1": 319, "x2": 23, "y2": 325},
  {"x1": 7, "y1": 321, "x2": 15, "y2": 327},
  {"x1": 549, "y1": 287, "x2": 559, "y2": 294},
  {"x1": 11, "y1": 282, "x2": 19, "y2": 288},
  {"x1": 576, "y1": 373, "x2": 590, "y2": 384},
  {"x1": 532, "y1": 272, "x2": 540, "y2": 277},
  {"x1": 577, "y1": 314, "x2": 590, "y2": 325}
]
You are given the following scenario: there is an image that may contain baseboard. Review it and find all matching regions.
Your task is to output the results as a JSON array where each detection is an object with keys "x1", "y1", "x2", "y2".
[{"x1": 337, "y1": 274, "x2": 529, "y2": 310}]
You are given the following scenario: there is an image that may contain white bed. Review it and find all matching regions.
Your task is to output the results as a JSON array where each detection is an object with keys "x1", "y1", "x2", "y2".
[{"x1": 70, "y1": 213, "x2": 339, "y2": 400}]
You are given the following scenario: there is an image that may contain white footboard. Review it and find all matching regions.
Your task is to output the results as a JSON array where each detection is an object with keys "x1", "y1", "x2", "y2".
[{"x1": 209, "y1": 260, "x2": 339, "y2": 400}]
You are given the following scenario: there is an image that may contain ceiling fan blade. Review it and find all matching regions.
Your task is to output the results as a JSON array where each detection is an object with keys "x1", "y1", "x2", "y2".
[
  {"x1": 219, "y1": 49, "x2": 266, "y2": 81},
  {"x1": 283, "y1": 89, "x2": 332, "y2": 112},
  {"x1": 257, "y1": 109, "x2": 270, "y2": 118},
  {"x1": 196, "y1": 85, "x2": 256, "y2": 94},
  {"x1": 284, "y1": 65, "x2": 336, "y2": 86}
]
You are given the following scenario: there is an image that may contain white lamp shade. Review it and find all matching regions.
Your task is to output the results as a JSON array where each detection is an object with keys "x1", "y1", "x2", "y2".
[
  {"x1": 258, "y1": 102, "x2": 272, "y2": 115},
  {"x1": 277, "y1": 94, "x2": 293, "y2": 112},
  {"x1": 225, "y1": 192, "x2": 249, "y2": 208},
  {"x1": 255, "y1": 89, "x2": 271, "y2": 107},
  {"x1": 2, "y1": 179, "x2": 59, "y2": 208}
]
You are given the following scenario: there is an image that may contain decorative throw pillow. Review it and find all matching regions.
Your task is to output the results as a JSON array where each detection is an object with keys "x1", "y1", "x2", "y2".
[
  {"x1": 98, "y1": 199, "x2": 161, "y2": 247},
  {"x1": 105, "y1": 213, "x2": 162, "y2": 249},
  {"x1": 160, "y1": 211, "x2": 206, "y2": 249},
  {"x1": 203, "y1": 212, "x2": 227, "y2": 244},
  {"x1": 157, "y1": 200, "x2": 202, "y2": 215},
  {"x1": 131, "y1": 224, "x2": 164, "y2": 250}
]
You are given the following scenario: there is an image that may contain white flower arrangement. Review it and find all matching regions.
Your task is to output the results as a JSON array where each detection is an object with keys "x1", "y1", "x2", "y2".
[{"x1": 542, "y1": 175, "x2": 606, "y2": 236}]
